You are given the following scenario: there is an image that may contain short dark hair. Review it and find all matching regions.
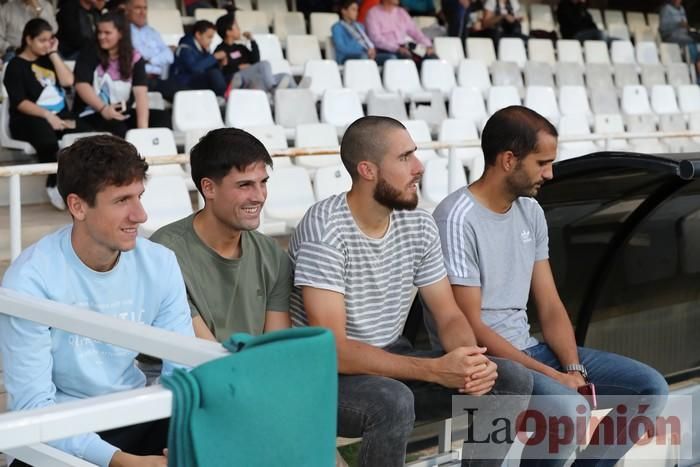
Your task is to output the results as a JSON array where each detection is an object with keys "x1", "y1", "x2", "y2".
[
  {"x1": 481, "y1": 105, "x2": 558, "y2": 167},
  {"x1": 57, "y1": 135, "x2": 148, "y2": 206},
  {"x1": 216, "y1": 13, "x2": 235, "y2": 39},
  {"x1": 193, "y1": 19, "x2": 216, "y2": 35},
  {"x1": 18, "y1": 18, "x2": 53, "y2": 54},
  {"x1": 340, "y1": 116, "x2": 406, "y2": 180},
  {"x1": 190, "y1": 128, "x2": 273, "y2": 195},
  {"x1": 340, "y1": 0, "x2": 358, "y2": 10}
]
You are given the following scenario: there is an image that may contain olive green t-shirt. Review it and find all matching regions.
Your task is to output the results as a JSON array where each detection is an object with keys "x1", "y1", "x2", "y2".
[{"x1": 151, "y1": 213, "x2": 292, "y2": 341}]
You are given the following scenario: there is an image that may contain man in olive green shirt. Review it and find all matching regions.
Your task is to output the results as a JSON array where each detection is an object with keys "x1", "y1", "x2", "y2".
[{"x1": 151, "y1": 128, "x2": 291, "y2": 341}]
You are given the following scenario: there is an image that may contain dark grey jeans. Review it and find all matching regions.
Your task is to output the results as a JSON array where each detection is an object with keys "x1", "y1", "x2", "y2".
[{"x1": 337, "y1": 337, "x2": 533, "y2": 467}]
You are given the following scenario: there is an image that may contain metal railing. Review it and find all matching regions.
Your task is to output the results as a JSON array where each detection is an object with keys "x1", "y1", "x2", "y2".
[{"x1": 1, "y1": 131, "x2": 699, "y2": 261}]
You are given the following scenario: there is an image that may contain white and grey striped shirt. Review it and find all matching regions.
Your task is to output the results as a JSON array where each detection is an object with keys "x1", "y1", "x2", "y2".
[{"x1": 288, "y1": 193, "x2": 446, "y2": 347}]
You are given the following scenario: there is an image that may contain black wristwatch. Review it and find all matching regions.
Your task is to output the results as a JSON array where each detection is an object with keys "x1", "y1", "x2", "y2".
[{"x1": 564, "y1": 363, "x2": 588, "y2": 381}]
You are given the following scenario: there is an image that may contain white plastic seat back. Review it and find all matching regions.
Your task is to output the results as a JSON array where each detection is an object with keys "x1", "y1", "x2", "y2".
[
  {"x1": 491, "y1": 61, "x2": 524, "y2": 89},
  {"x1": 650, "y1": 85, "x2": 679, "y2": 115},
  {"x1": 524, "y1": 86, "x2": 559, "y2": 125},
  {"x1": 434, "y1": 37, "x2": 465, "y2": 69},
  {"x1": 588, "y1": 8, "x2": 604, "y2": 29},
  {"x1": 139, "y1": 175, "x2": 193, "y2": 238},
  {"x1": 172, "y1": 90, "x2": 223, "y2": 132},
  {"x1": 621, "y1": 85, "x2": 652, "y2": 116},
  {"x1": 583, "y1": 40, "x2": 610, "y2": 65},
  {"x1": 557, "y1": 114, "x2": 599, "y2": 161},
  {"x1": 614, "y1": 63, "x2": 640, "y2": 88},
  {"x1": 126, "y1": 128, "x2": 177, "y2": 157},
  {"x1": 294, "y1": 123, "x2": 341, "y2": 168},
  {"x1": 343, "y1": 59, "x2": 384, "y2": 102},
  {"x1": 594, "y1": 114, "x2": 628, "y2": 150},
  {"x1": 402, "y1": 119, "x2": 439, "y2": 163},
  {"x1": 286, "y1": 35, "x2": 322, "y2": 71},
  {"x1": 524, "y1": 61, "x2": 554, "y2": 88},
  {"x1": 226, "y1": 90, "x2": 273, "y2": 128},
  {"x1": 677, "y1": 85, "x2": 700, "y2": 114},
  {"x1": 384, "y1": 59, "x2": 425, "y2": 98},
  {"x1": 310, "y1": 12, "x2": 338, "y2": 47},
  {"x1": 422, "y1": 158, "x2": 467, "y2": 206},
  {"x1": 528, "y1": 38, "x2": 555, "y2": 67},
  {"x1": 607, "y1": 23, "x2": 630, "y2": 41},
  {"x1": 556, "y1": 62, "x2": 585, "y2": 87},
  {"x1": 466, "y1": 37, "x2": 496, "y2": 66},
  {"x1": 487, "y1": 86, "x2": 521, "y2": 115},
  {"x1": 584, "y1": 63, "x2": 613, "y2": 89},
  {"x1": 498, "y1": 37, "x2": 527, "y2": 68},
  {"x1": 255, "y1": 34, "x2": 285, "y2": 61},
  {"x1": 243, "y1": 124, "x2": 292, "y2": 167},
  {"x1": 273, "y1": 11, "x2": 306, "y2": 42},
  {"x1": 438, "y1": 118, "x2": 484, "y2": 182},
  {"x1": 611, "y1": 40, "x2": 636, "y2": 64},
  {"x1": 366, "y1": 91, "x2": 408, "y2": 121},
  {"x1": 559, "y1": 85, "x2": 591, "y2": 119},
  {"x1": 667, "y1": 63, "x2": 691, "y2": 87},
  {"x1": 265, "y1": 166, "x2": 316, "y2": 227},
  {"x1": 235, "y1": 10, "x2": 270, "y2": 34},
  {"x1": 421, "y1": 59, "x2": 456, "y2": 97},
  {"x1": 303, "y1": 59, "x2": 343, "y2": 100},
  {"x1": 321, "y1": 89, "x2": 364, "y2": 133},
  {"x1": 59, "y1": 132, "x2": 109, "y2": 149},
  {"x1": 604, "y1": 9, "x2": 625, "y2": 27},
  {"x1": 557, "y1": 40, "x2": 584, "y2": 64},
  {"x1": 274, "y1": 88, "x2": 319, "y2": 130},
  {"x1": 530, "y1": 4, "x2": 555, "y2": 31},
  {"x1": 647, "y1": 13, "x2": 660, "y2": 30},
  {"x1": 640, "y1": 64, "x2": 667, "y2": 88},
  {"x1": 449, "y1": 86, "x2": 486, "y2": 125},
  {"x1": 194, "y1": 8, "x2": 226, "y2": 21},
  {"x1": 313, "y1": 164, "x2": 352, "y2": 201},
  {"x1": 0, "y1": 98, "x2": 35, "y2": 154},
  {"x1": 590, "y1": 86, "x2": 620, "y2": 115},
  {"x1": 660, "y1": 43, "x2": 683, "y2": 65},
  {"x1": 636, "y1": 42, "x2": 660, "y2": 65},
  {"x1": 148, "y1": 9, "x2": 184, "y2": 47},
  {"x1": 258, "y1": 0, "x2": 288, "y2": 17},
  {"x1": 457, "y1": 59, "x2": 491, "y2": 97},
  {"x1": 626, "y1": 11, "x2": 647, "y2": 33}
]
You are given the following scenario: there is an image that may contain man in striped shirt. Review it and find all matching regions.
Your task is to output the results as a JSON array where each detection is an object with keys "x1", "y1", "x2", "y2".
[{"x1": 288, "y1": 116, "x2": 533, "y2": 466}]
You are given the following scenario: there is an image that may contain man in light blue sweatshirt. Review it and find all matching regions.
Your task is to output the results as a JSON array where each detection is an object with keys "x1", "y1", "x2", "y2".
[{"x1": 0, "y1": 135, "x2": 194, "y2": 467}]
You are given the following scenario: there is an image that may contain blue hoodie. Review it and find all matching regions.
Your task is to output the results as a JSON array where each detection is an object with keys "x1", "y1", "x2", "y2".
[
  {"x1": 170, "y1": 34, "x2": 219, "y2": 85},
  {"x1": 0, "y1": 225, "x2": 194, "y2": 466}
]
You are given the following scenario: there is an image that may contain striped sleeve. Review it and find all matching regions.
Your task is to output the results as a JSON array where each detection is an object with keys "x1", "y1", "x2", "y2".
[
  {"x1": 436, "y1": 195, "x2": 481, "y2": 287},
  {"x1": 414, "y1": 215, "x2": 447, "y2": 287},
  {"x1": 293, "y1": 241, "x2": 346, "y2": 294}
]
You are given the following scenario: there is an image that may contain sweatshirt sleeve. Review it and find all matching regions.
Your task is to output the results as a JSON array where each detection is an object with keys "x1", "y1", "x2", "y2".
[{"x1": 0, "y1": 261, "x2": 119, "y2": 467}]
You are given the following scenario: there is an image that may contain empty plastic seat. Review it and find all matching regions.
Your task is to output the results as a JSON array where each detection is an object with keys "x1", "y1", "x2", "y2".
[
  {"x1": 402, "y1": 119, "x2": 439, "y2": 163},
  {"x1": 408, "y1": 91, "x2": 447, "y2": 134},
  {"x1": 126, "y1": 128, "x2": 186, "y2": 177},
  {"x1": 626, "y1": 11, "x2": 647, "y2": 32},
  {"x1": 557, "y1": 40, "x2": 584, "y2": 64},
  {"x1": 139, "y1": 175, "x2": 193, "y2": 237},
  {"x1": 457, "y1": 59, "x2": 491, "y2": 97},
  {"x1": 640, "y1": 64, "x2": 666, "y2": 88},
  {"x1": 313, "y1": 164, "x2": 352, "y2": 201},
  {"x1": 286, "y1": 35, "x2": 322, "y2": 74},
  {"x1": 498, "y1": 37, "x2": 527, "y2": 69},
  {"x1": 303, "y1": 59, "x2": 343, "y2": 100},
  {"x1": 594, "y1": 114, "x2": 628, "y2": 150},
  {"x1": 274, "y1": 88, "x2": 319, "y2": 132},
  {"x1": 434, "y1": 37, "x2": 465, "y2": 69},
  {"x1": 651, "y1": 85, "x2": 680, "y2": 115},
  {"x1": 559, "y1": 85, "x2": 591, "y2": 120},
  {"x1": 603, "y1": 9, "x2": 625, "y2": 26},
  {"x1": 487, "y1": 85, "x2": 521, "y2": 115},
  {"x1": 588, "y1": 8, "x2": 604, "y2": 30},
  {"x1": 667, "y1": 63, "x2": 691, "y2": 86},
  {"x1": 366, "y1": 91, "x2": 408, "y2": 120},
  {"x1": 528, "y1": 38, "x2": 556, "y2": 67},
  {"x1": 557, "y1": 114, "x2": 599, "y2": 161},
  {"x1": 466, "y1": 37, "x2": 496, "y2": 66},
  {"x1": 58, "y1": 132, "x2": 109, "y2": 149},
  {"x1": 584, "y1": 63, "x2": 613, "y2": 89},
  {"x1": 614, "y1": 63, "x2": 640, "y2": 88},
  {"x1": 321, "y1": 89, "x2": 364, "y2": 134},
  {"x1": 273, "y1": 11, "x2": 306, "y2": 42},
  {"x1": 343, "y1": 59, "x2": 383, "y2": 103},
  {"x1": 611, "y1": 40, "x2": 636, "y2": 64},
  {"x1": 583, "y1": 40, "x2": 611, "y2": 65},
  {"x1": 590, "y1": 86, "x2": 620, "y2": 115},
  {"x1": 621, "y1": 85, "x2": 652, "y2": 116},
  {"x1": 491, "y1": 60, "x2": 524, "y2": 92},
  {"x1": 647, "y1": 13, "x2": 660, "y2": 30},
  {"x1": 148, "y1": 9, "x2": 184, "y2": 47},
  {"x1": 294, "y1": 123, "x2": 341, "y2": 169},
  {"x1": 254, "y1": 33, "x2": 290, "y2": 75},
  {"x1": 524, "y1": 61, "x2": 554, "y2": 87},
  {"x1": 626, "y1": 114, "x2": 666, "y2": 153},
  {"x1": 194, "y1": 8, "x2": 227, "y2": 22},
  {"x1": 524, "y1": 86, "x2": 559, "y2": 124},
  {"x1": 226, "y1": 89, "x2": 273, "y2": 128},
  {"x1": 421, "y1": 59, "x2": 456, "y2": 97},
  {"x1": 556, "y1": 62, "x2": 585, "y2": 87},
  {"x1": 243, "y1": 124, "x2": 288, "y2": 151},
  {"x1": 438, "y1": 118, "x2": 484, "y2": 182},
  {"x1": 449, "y1": 86, "x2": 487, "y2": 125},
  {"x1": 421, "y1": 158, "x2": 468, "y2": 206},
  {"x1": 636, "y1": 41, "x2": 660, "y2": 66},
  {"x1": 310, "y1": 12, "x2": 338, "y2": 47},
  {"x1": 677, "y1": 84, "x2": 700, "y2": 114},
  {"x1": 384, "y1": 59, "x2": 429, "y2": 101},
  {"x1": 235, "y1": 10, "x2": 270, "y2": 34},
  {"x1": 264, "y1": 166, "x2": 316, "y2": 230},
  {"x1": 659, "y1": 42, "x2": 683, "y2": 65},
  {"x1": 172, "y1": 90, "x2": 223, "y2": 132},
  {"x1": 530, "y1": 3, "x2": 555, "y2": 31},
  {"x1": 633, "y1": 26, "x2": 657, "y2": 44},
  {"x1": 659, "y1": 113, "x2": 695, "y2": 152},
  {"x1": 607, "y1": 23, "x2": 631, "y2": 41}
]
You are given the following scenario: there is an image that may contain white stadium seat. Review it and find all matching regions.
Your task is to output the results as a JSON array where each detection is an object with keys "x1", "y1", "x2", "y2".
[
  {"x1": 343, "y1": 59, "x2": 384, "y2": 103},
  {"x1": 226, "y1": 90, "x2": 273, "y2": 128}
]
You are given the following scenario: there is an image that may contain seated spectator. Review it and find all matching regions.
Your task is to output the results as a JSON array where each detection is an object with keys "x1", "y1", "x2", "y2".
[
  {"x1": 214, "y1": 14, "x2": 295, "y2": 94},
  {"x1": 74, "y1": 11, "x2": 168, "y2": 137},
  {"x1": 288, "y1": 115, "x2": 533, "y2": 466},
  {"x1": 151, "y1": 128, "x2": 292, "y2": 342},
  {"x1": 56, "y1": 0, "x2": 100, "y2": 59},
  {"x1": 442, "y1": 0, "x2": 486, "y2": 41},
  {"x1": 0, "y1": 0, "x2": 56, "y2": 61},
  {"x1": 365, "y1": 0, "x2": 437, "y2": 65},
  {"x1": 400, "y1": 0, "x2": 434, "y2": 16},
  {"x1": 0, "y1": 134, "x2": 194, "y2": 467},
  {"x1": 170, "y1": 20, "x2": 228, "y2": 97},
  {"x1": 557, "y1": 0, "x2": 604, "y2": 41},
  {"x1": 480, "y1": 0, "x2": 527, "y2": 42},
  {"x1": 3, "y1": 19, "x2": 89, "y2": 210},
  {"x1": 659, "y1": 0, "x2": 700, "y2": 83},
  {"x1": 332, "y1": 0, "x2": 387, "y2": 64},
  {"x1": 126, "y1": 0, "x2": 174, "y2": 93}
]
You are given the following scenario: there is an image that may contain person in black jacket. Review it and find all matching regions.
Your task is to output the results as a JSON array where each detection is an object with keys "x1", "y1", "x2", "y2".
[
  {"x1": 557, "y1": 0, "x2": 603, "y2": 41},
  {"x1": 56, "y1": 0, "x2": 101, "y2": 59},
  {"x1": 214, "y1": 13, "x2": 294, "y2": 93}
]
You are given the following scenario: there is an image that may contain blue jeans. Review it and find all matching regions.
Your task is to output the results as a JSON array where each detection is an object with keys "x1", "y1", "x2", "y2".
[
  {"x1": 520, "y1": 343, "x2": 669, "y2": 467},
  {"x1": 337, "y1": 337, "x2": 533, "y2": 467}
]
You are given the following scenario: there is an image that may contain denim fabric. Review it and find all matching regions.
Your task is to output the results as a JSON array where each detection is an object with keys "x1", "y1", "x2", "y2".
[{"x1": 520, "y1": 343, "x2": 669, "y2": 467}]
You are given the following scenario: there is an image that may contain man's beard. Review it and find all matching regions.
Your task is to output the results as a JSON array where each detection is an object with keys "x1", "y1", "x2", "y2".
[{"x1": 373, "y1": 175, "x2": 419, "y2": 210}]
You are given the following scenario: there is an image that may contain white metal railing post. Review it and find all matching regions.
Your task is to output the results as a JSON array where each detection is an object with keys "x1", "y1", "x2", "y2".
[
  {"x1": 9, "y1": 173, "x2": 21, "y2": 261},
  {"x1": 448, "y1": 147, "x2": 462, "y2": 193}
]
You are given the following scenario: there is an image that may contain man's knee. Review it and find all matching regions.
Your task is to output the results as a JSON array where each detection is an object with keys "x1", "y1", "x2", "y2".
[
  {"x1": 370, "y1": 378, "x2": 416, "y2": 433},
  {"x1": 491, "y1": 357, "x2": 534, "y2": 395}
]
